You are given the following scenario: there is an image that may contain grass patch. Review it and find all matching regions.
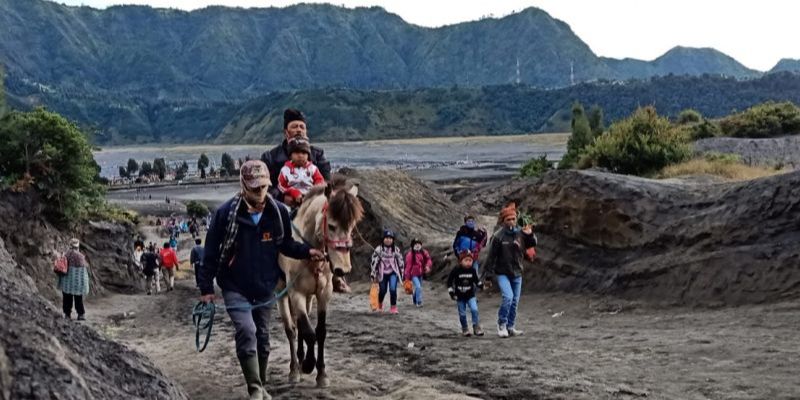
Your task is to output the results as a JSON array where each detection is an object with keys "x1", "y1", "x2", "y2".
[{"x1": 658, "y1": 154, "x2": 784, "y2": 181}]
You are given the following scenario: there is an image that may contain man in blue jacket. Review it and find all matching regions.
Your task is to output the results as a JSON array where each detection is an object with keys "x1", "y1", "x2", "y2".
[
  {"x1": 452, "y1": 214, "x2": 488, "y2": 274},
  {"x1": 198, "y1": 160, "x2": 324, "y2": 400}
]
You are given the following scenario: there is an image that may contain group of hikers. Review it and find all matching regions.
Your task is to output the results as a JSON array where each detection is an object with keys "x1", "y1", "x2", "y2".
[
  {"x1": 55, "y1": 108, "x2": 537, "y2": 400},
  {"x1": 369, "y1": 204, "x2": 536, "y2": 338}
]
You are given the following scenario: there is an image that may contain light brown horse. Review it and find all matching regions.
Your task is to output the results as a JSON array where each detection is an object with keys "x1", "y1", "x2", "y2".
[{"x1": 277, "y1": 180, "x2": 363, "y2": 387}]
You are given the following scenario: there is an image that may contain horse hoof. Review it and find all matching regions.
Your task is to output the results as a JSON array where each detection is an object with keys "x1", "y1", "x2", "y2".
[
  {"x1": 302, "y1": 356, "x2": 316, "y2": 374},
  {"x1": 289, "y1": 371, "x2": 299, "y2": 384},
  {"x1": 316, "y1": 376, "x2": 330, "y2": 388}
]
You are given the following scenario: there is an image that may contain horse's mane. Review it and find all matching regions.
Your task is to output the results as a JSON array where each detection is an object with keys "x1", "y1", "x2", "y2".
[{"x1": 296, "y1": 176, "x2": 363, "y2": 229}]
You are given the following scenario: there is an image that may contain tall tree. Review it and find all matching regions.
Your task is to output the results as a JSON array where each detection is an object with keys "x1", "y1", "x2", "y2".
[
  {"x1": 139, "y1": 161, "x2": 153, "y2": 177},
  {"x1": 153, "y1": 158, "x2": 167, "y2": 180},
  {"x1": 197, "y1": 153, "x2": 209, "y2": 179},
  {"x1": 560, "y1": 102, "x2": 593, "y2": 169},
  {"x1": 221, "y1": 153, "x2": 236, "y2": 177},
  {"x1": 118, "y1": 166, "x2": 129, "y2": 179},
  {"x1": 588, "y1": 105, "x2": 604, "y2": 138},
  {"x1": 126, "y1": 158, "x2": 139, "y2": 176}
]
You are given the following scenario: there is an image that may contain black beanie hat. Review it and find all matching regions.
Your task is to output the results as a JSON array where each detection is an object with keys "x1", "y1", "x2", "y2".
[{"x1": 283, "y1": 108, "x2": 306, "y2": 130}]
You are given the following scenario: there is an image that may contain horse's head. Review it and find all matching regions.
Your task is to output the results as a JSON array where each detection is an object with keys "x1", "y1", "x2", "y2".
[{"x1": 317, "y1": 180, "x2": 363, "y2": 277}]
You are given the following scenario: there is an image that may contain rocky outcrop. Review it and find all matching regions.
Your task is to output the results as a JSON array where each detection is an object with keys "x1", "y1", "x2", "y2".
[
  {"x1": 340, "y1": 169, "x2": 465, "y2": 280},
  {"x1": 0, "y1": 192, "x2": 141, "y2": 303},
  {"x1": 694, "y1": 136, "x2": 800, "y2": 169},
  {"x1": 501, "y1": 170, "x2": 800, "y2": 305},
  {"x1": 0, "y1": 236, "x2": 188, "y2": 399}
]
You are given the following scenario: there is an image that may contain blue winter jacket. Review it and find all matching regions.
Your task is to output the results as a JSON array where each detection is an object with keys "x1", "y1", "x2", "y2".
[{"x1": 198, "y1": 196, "x2": 310, "y2": 299}]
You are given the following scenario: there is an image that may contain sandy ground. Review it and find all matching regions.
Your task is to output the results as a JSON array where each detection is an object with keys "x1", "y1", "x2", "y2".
[{"x1": 85, "y1": 252, "x2": 800, "y2": 399}]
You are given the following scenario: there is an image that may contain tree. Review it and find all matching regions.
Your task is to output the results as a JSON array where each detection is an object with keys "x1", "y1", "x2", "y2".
[
  {"x1": 197, "y1": 153, "x2": 209, "y2": 179},
  {"x1": 153, "y1": 158, "x2": 167, "y2": 180},
  {"x1": 126, "y1": 158, "x2": 139, "y2": 176},
  {"x1": 185, "y1": 200, "x2": 210, "y2": 218},
  {"x1": 176, "y1": 161, "x2": 189, "y2": 180},
  {"x1": 560, "y1": 102, "x2": 593, "y2": 169},
  {"x1": 588, "y1": 105, "x2": 604, "y2": 138},
  {"x1": 520, "y1": 154, "x2": 554, "y2": 177},
  {"x1": 139, "y1": 161, "x2": 153, "y2": 177},
  {"x1": 221, "y1": 153, "x2": 236, "y2": 177},
  {"x1": 118, "y1": 166, "x2": 129, "y2": 179},
  {"x1": 0, "y1": 108, "x2": 104, "y2": 221}
]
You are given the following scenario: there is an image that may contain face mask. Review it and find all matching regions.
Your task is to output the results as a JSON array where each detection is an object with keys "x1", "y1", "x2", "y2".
[
  {"x1": 465, "y1": 220, "x2": 475, "y2": 229},
  {"x1": 413, "y1": 244, "x2": 422, "y2": 251}
]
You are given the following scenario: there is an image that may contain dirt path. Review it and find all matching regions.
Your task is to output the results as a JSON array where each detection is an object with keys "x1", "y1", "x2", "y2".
[{"x1": 85, "y1": 266, "x2": 800, "y2": 400}]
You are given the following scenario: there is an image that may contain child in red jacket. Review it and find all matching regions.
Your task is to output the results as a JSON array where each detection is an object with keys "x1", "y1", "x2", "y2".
[{"x1": 404, "y1": 238, "x2": 432, "y2": 307}]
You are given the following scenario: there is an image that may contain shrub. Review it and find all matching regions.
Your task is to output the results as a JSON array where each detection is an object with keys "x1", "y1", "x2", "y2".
[
  {"x1": 582, "y1": 106, "x2": 691, "y2": 176},
  {"x1": 520, "y1": 154, "x2": 554, "y2": 177},
  {"x1": 677, "y1": 109, "x2": 703, "y2": 125},
  {"x1": 185, "y1": 200, "x2": 210, "y2": 218},
  {"x1": 0, "y1": 108, "x2": 105, "y2": 221},
  {"x1": 659, "y1": 157, "x2": 782, "y2": 181},
  {"x1": 687, "y1": 119, "x2": 721, "y2": 140},
  {"x1": 719, "y1": 101, "x2": 800, "y2": 138},
  {"x1": 559, "y1": 102, "x2": 593, "y2": 169}
]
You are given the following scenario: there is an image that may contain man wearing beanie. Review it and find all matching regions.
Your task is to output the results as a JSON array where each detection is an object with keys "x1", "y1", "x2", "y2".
[
  {"x1": 481, "y1": 201, "x2": 537, "y2": 338},
  {"x1": 261, "y1": 108, "x2": 331, "y2": 199}
]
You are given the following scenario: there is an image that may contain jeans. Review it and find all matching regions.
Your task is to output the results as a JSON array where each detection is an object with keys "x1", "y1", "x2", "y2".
[
  {"x1": 223, "y1": 290, "x2": 273, "y2": 359},
  {"x1": 411, "y1": 276, "x2": 423, "y2": 305},
  {"x1": 62, "y1": 293, "x2": 85, "y2": 317},
  {"x1": 457, "y1": 297, "x2": 480, "y2": 329},
  {"x1": 496, "y1": 275, "x2": 522, "y2": 328},
  {"x1": 378, "y1": 273, "x2": 398, "y2": 307},
  {"x1": 472, "y1": 260, "x2": 480, "y2": 275}
]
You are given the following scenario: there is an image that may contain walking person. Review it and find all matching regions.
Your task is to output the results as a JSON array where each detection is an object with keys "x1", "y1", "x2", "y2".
[
  {"x1": 190, "y1": 238, "x2": 204, "y2": 289},
  {"x1": 58, "y1": 238, "x2": 90, "y2": 320},
  {"x1": 403, "y1": 238, "x2": 432, "y2": 307},
  {"x1": 482, "y1": 202, "x2": 537, "y2": 338},
  {"x1": 370, "y1": 229, "x2": 404, "y2": 314},
  {"x1": 447, "y1": 250, "x2": 484, "y2": 336},
  {"x1": 140, "y1": 245, "x2": 161, "y2": 295},
  {"x1": 159, "y1": 242, "x2": 179, "y2": 291},
  {"x1": 198, "y1": 160, "x2": 325, "y2": 400},
  {"x1": 453, "y1": 214, "x2": 488, "y2": 274}
]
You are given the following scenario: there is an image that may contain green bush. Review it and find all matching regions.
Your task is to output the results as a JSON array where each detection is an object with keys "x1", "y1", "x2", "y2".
[
  {"x1": 687, "y1": 119, "x2": 721, "y2": 140},
  {"x1": 185, "y1": 200, "x2": 210, "y2": 218},
  {"x1": 719, "y1": 101, "x2": 800, "y2": 138},
  {"x1": 677, "y1": 109, "x2": 703, "y2": 125},
  {"x1": 582, "y1": 106, "x2": 691, "y2": 176},
  {"x1": 520, "y1": 154, "x2": 554, "y2": 177},
  {"x1": 0, "y1": 108, "x2": 105, "y2": 221},
  {"x1": 559, "y1": 102, "x2": 593, "y2": 169}
]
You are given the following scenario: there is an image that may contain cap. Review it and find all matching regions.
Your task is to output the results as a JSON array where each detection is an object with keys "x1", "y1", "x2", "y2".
[{"x1": 240, "y1": 160, "x2": 270, "y2": 189}]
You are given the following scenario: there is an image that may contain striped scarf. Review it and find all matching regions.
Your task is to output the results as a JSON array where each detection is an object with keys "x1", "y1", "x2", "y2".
[{"x1": 218, "y1": 193, "x2": 284, "y2": 268}]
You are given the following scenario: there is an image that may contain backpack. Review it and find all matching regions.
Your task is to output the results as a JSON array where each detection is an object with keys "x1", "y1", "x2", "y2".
[{"x1": 53, "y1": 253, "x2": 68, "y2": 276}]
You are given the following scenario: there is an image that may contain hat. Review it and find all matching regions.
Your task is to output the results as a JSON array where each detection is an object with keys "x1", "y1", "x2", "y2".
[
  {"x1": 458, "y1": 250, "x2": 474, "y2": 262},
  {"x1": 240, "y1": 160, "x2": 270, "y2": 189},
  {"x1": 499, "y1": 202, "x2": 517, "y2": 222},
  {"x1": 383, "y1": 229, "x2": 395, "y2": 239},
  {"x1": 69, "y1": 238, "x2": 80, "y2": 248},
  {"x1": 288, "y1": 138, "x2": 311, "y2": 155},
  {"x1": 283, "y1": 108, "x2": 306, "y2": 129}
]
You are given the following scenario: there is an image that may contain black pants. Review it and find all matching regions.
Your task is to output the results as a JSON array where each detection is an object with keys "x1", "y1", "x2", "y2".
[{"x1": 62, "y1": 293, "x2": 85, "y2": 317}]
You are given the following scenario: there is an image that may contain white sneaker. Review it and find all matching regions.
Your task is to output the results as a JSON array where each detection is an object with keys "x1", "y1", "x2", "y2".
[
  {"x1": 508, "y1": 327, "x2": 524, "y2": 337},
  {"x1": 497, "y1": 323, "x2": 509, "y2": 338}
]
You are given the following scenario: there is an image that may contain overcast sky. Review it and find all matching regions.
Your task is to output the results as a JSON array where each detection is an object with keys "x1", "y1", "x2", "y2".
[{"x1": 56, "y1": 0, "x2": 799, "y2": 71}]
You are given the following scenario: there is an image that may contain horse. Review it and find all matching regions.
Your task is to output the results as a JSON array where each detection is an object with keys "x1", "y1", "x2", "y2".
[{"x1": 277, "y1": 179, "x2": 363, "y2": 388}]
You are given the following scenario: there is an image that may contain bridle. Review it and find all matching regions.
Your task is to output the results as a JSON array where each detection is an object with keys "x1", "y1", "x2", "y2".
[{"x1": 319, "y1": 202, "x2": 354, "y2": 259}]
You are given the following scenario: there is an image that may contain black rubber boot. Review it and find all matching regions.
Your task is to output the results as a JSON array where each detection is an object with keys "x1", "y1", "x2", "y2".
[
  {"x1": 238, "y1": 355, "x2": 265, "y2": 400},
  {"x1": 258, "y1": 353, "x2": 272, "y2": 400}
]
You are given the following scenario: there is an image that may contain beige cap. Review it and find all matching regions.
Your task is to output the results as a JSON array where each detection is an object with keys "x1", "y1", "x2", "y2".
[{"x1": 240, "y1": 160, "x2": 270, "y2": 188}]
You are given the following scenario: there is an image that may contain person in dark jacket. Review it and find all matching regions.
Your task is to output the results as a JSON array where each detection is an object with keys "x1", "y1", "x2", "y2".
[
  {"x1": 140, "y1": 245, "x2": 160, "y2": 295},
  {"x1": 482, "y1": 202, "x2": 537, "y2": 338},
  {"x1": 447, "y1": 250, "x2": 485, "y2": 336},
  {"x1": 198, "y1": 160, "x2": 325, "y2": 400},
  {"x1": 190, "y1": 238, "x2": 204, "y2": 289},
  {"x1": 452, "y1": 214, "x2": 488, "y2": 274},
  {"x1": 261, "y1": 108, "x2": 331, "y2": 200}
]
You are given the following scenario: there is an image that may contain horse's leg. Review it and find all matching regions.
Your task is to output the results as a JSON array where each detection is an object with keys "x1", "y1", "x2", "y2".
[
  {"x1": 278, "y1": 295, "x2": 300, "y2": 383},
  {"x1": 315, "y1": 283, "x2": 333, "y2": 388},
  {"x1": 293, "y1": 293, "x2": 317, "y2": 374}
]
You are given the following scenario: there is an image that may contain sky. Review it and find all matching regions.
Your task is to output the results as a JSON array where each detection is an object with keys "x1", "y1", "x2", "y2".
[{"x1": 56, "y1": 0, "x2": 799, "y2": 71}]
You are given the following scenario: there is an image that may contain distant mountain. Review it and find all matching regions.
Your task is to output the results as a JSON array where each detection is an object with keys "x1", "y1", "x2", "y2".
[
  {"x1": 770, "y1": 59, "x2": 800, "y2": 74},
  {"x1": 0, "y1": 0, "x2": 787, "y2": 144},
  {"x1": 604, "y1": 47, "x2": 760, "y2": 80}
]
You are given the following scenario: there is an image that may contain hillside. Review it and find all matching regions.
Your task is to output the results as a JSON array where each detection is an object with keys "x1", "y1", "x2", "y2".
[{"x1": 770, "y1": 58, "x2": 800, "y2": 74}]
